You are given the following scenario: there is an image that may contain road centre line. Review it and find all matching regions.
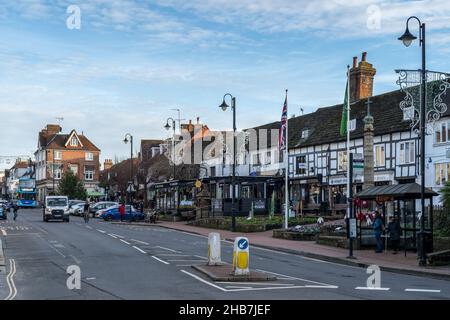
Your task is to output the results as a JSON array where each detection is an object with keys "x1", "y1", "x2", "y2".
[
  {"x1": 355, "y1": 287, "x2": 390, "y2": 291},
  {"x1": 152, "y1": 256, "x2": 170, "y2": 265},
  {"x1": 108, "y1": 234, "x2": 118, "y2": 239},
  {"x1": 405, "y1": 288, "x2": 441, "y2": 293},
  {"x1": 109, "y1": 233, "x2": 124, "y2": 239},
  {"x1": 156, "y1": 246, "x2": 179, "y2": 253},
  {"x1": 130, "y1": 239, "x2": 149, "y2": 245},
  {"x1": 132, "y1": 246, "x2": 146, "y2": 254},
  {"x1": 120, "y1": 239, "x2": 131, "y2": 245},
  {"x1": 85, "y1": 226, "x2": 93, "y2": 229},
  {"x1": 96, "y1": 229, "x2": 106, "y2": 233}
]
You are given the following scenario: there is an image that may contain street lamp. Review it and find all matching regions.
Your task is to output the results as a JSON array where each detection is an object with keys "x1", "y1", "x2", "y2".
[
  {"x1": 164, "y1": 117, "x2": 177, "y2": 180},
  {"x1": 398, "y1": 16, "x2": 427, "y2": 266},
  {"x1": 218, "y1": 93, "x2": 237, "y2": 232},
  {"x1": 123, "y1": 133, "x2": 133, "y2": 216}
]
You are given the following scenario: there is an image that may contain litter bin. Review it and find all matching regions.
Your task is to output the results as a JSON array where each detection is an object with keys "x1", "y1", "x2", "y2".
[{"x1": 417, "y1": 231, "x2": 433, "y2": 254}]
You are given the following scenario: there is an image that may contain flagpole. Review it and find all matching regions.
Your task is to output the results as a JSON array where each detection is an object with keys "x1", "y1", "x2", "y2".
[
  {"x1": 285, "y1": 89, "x2": 289, "y2": 230},
  {"x1": 346, "y1": 65, "x2": 351, "y2": 219}
]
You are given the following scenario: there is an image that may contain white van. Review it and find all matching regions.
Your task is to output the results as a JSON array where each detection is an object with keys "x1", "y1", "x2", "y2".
[{"x1": 43, "y1": 196, "x2": 70, "y2": 222}]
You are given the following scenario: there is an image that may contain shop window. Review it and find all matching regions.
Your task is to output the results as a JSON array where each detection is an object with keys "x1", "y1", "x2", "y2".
[{"x1": 296, "y1": 155, "x2": 306, "y2": 175}]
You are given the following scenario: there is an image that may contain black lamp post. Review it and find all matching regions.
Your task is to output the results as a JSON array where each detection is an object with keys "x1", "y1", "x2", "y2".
[
  {"x1": 123, "y1": 133, "x2": 133, "y2": 216},
  {"x1": 164, "y1": 117, "x2": 177, "y2": 180},
  {"x1": 398, "y1": 16, "x2": 427, "y2": 266},
  {"x1": 218, "y1": 93, "x2": 237, "y2": 232}
]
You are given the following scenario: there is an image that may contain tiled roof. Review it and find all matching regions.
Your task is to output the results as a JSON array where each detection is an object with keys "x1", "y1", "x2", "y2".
[
  {"x1": 245, "y1": 87, "x2": 450, "y2": 150},
  {"x1": 39, "y1": 131, "x2": 100, "y2": 152}
]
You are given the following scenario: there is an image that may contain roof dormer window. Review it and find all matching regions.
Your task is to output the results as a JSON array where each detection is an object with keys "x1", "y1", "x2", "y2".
[
  {"x1": 70, "y1": 137, "x2": 78, "y2": 147},
  {"x1": 301, "y1": 129, "x2": 309, "y2": 139}
]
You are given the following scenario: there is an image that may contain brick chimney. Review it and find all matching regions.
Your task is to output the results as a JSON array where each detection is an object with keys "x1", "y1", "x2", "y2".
[
  {"x1": 349, "y1": 52, "x2": 376, "y2": 103},
  {"x1": 104, "y1": 159, "x2": 113, "y2": 170},
  {"x1": 43, "y1": 124, "x2": 62, "y2": 136}
]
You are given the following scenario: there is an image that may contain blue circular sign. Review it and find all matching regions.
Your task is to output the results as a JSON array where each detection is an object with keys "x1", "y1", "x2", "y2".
[{"x1": 237, "y1": 238, "x2": 248, "y2": 250}]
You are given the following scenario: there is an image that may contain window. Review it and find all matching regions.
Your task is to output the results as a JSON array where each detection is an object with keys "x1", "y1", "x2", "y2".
[
  {"x1": 70, "y1": 137, "x2": 78, "y2": 147},
  {"x1": 69, "y1": 165, "x2": 78, "y2": 176},
  {"x1": 338, "y1": 151, "x2": 347, "y2": 172},
  {"x1": 53, "y1": 166, "x2": 62, "y2": 179},
  {"x1": 301, "y1": 129, "x2": 309, "y2": 139},
  {"x1": 374, "y1": 145, "x2": 385, "y2": 167},
  {"x1": 54, "y1": 150, "x2": 62, "y2": 160},
  {"x1": 435, "y1": 163, "x2": 446, "y2": 185},
  {"x1": 296, "y1": 155, "x2": 306, "y2": 175},
  {"x1": 85, "y1": 152, "x2": 93, "y2": 161},
  {"x1": 399, "y1": 141, "x2": 415, "y2": 164},
  {"x1": 266, "y1": 151, "x2": 272, "y2": 165},
  {"x1": 435, "y1": 121, "x2": 450, "y2": 144},
  {"x1": 252, "y1": 154, "x2": 260, "y2": 166},
  {"x1": 84, "y1": 168, "x2": 94, "y2": 181}
]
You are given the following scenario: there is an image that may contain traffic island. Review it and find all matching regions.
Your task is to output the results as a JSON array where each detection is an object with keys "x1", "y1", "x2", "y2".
[{"x1": 192, "y1": 263, "x2": 276, "y2": 282}]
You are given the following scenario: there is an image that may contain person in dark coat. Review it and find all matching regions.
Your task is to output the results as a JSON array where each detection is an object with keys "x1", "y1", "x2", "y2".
[
  {"x1": 13, "y1": 203, "x2": 19, "y2": 221},
  {"x1": 387, "y1": 216, "x2": 401, "y2": 254},
  {"x1": 373, "y1": 211, "x2": 384, "y2": 253}
]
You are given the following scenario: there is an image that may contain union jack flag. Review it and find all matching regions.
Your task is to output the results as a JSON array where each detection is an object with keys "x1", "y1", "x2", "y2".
[{"x1": 279, "y1": 93, "x2": 288, "y2": 151}]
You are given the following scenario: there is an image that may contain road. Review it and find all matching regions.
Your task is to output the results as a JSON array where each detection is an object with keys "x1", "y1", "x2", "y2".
[{"x1": 0, "y1": 209, "x2": 449, "y2": 300}]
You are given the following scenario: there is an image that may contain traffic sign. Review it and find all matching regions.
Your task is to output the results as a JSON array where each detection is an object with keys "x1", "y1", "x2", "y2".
[{"x1": 237, "y1": 238, "x2": 248, "y2": 250}]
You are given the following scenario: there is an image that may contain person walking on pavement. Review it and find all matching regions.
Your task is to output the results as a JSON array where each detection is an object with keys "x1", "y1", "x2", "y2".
[
  {"x1": 139, "y1": 201, "x2": 144, "y2": 214},
  {"x1": 387, "y1": 216, "x2": 401, "y2": 254},
  {"x1": 119, "y1": 202, "x2": 126, "y2": 222},
  {"x1": 83, "y1": 200, "x2": 90, "y2": 223},
  {"x1": 373, "y1": 211, "x2": 385, "y2": 253}
]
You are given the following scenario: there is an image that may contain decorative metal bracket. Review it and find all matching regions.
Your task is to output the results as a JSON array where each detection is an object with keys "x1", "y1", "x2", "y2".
[{"x1": 396, "y1": 69, "x2": 450, "y2": 135}]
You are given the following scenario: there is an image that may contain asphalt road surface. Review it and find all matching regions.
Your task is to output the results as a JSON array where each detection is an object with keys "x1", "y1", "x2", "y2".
[{"x1": 1, "y1": 209, "x2": 449, "y2": 300}]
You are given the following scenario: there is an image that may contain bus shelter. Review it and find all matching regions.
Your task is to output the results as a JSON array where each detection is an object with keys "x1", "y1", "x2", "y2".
[{"x1": 355, "y1": 183, "x2": 438, "y2": 254}]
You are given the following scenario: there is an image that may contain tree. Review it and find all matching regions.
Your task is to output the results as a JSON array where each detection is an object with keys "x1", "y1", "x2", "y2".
[
  {"x1": 57, "y1": 170, "x2": 87, "y2": 200},
  {"x1": 440, "y1": 181, "x2": 450, "y2": 208}
]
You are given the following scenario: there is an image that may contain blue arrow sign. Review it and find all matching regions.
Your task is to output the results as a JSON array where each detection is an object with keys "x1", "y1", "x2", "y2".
[{"x1": 237, "y1": 238, "x2": 248, "y2": 250}]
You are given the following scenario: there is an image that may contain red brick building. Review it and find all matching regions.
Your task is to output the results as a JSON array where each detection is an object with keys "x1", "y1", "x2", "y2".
[{"x1": 35, "y1": 124, "x2": 101, "y2": 201}]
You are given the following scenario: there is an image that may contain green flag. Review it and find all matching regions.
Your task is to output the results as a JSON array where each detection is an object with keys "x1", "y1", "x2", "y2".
[{"x1": 340, "y1": 80, "x2": 349, "y2": 136}]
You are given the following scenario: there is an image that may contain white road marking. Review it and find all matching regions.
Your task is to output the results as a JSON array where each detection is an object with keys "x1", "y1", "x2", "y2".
[
  {"x1": 167, "y1": 259, "x2": 207, "y2": 262},
  {"x1": 131, "y1": 239, "x2": 149, "y2": 245},
  {"x1": 225, "y1": 285, "x2": 338, "y2": 292},
  {"x1": 110, "y1": 233, "x2": 124, "y2": 239},
  {"x1": 96, "y1": 229, "x2": 106, "y2": 233},
  {"x1": 4, "y1": 259, "x2": 17, "y2": 300},
  {"x1": 152, "y1": 256, "x2": 170, "y2": 265},
  {"x1": 216, "y1": 282, "x2": 296, "y2": 286},
  {"x1": 86, "y1": 277, "x2": 96, "y2": 281},
  {"x1": 85, "y1": 226, "x2": 93, "y2": 229},
  {"x1": 120, "y1": 239, "x2": 131, "y2": 245},
  {"x1": 156, "y1": 246, "x2": 179, "y2": 253},
  {"x1": 132, "y1": 246, "x2": 147, "y2": 254},
  {"x1": 225, "y1": 286, "x2": 253, "y2": 289},
  {"x1": 108, "y1": 234, "x2": 118, "y2": 239},
  {"x1": 1, "y1": 229, "x2": 6, "y2": 236},
  {"x1": 156, "y1": 254, "x2": 192, "y2": 257},
  {"x1": 70, "y1": 255, "x2": 81, "y2": 265},
  {"x1": 355, "y1": 287, "x2": 390, "y2": 291},
  {"x1": 180, "y1": 269, "x2": 227, "y2": 292},
  {"x1": 194, "y1": 255, "x2": 208, "y2": 259},
  {"x1": 405, "y1": 288, "x2": 441, "y2": 293},
  {"x1": 255, "y1": 269, "x2": 336, "y2": 287}
]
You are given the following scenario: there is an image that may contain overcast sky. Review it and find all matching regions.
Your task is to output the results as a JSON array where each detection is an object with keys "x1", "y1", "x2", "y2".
[{"x1": 1, "y1": 0, "x2": 450, "y2": 170}]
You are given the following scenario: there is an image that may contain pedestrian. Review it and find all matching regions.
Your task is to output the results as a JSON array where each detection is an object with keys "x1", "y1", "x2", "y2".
[
  {"x1": 139, "y1": 201, "x2": 144, "y2": 214},
  {"x1": 119, "y1": 202, "x2": 126, "y2": 222},
  {"x1": 373, "y1": 211, "x2": 384, "y2": 253},
  {"x1": 83, "y1": 200, "x2": 90, "y2": 223},
  {"x1": 13, "y1": 203, "x2": 19, "y2": 221},
  {"x1": 387, "y1": 216, "x2": 401, "y2": 254}
]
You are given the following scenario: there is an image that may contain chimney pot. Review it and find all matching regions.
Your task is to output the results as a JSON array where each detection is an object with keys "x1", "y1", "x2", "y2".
[
  {"x1": 196, "y1": 117, "x2": 200, "y2": 124},
  {"x1": 362, "y1": 52, "x2": 367, "y2": 62},
  {"x1": 353, "y1": 57, "x2": 358, "y2": 68}
]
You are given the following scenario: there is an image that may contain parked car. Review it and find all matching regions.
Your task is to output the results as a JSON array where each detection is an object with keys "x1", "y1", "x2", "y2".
[
  {"x1": 0, "y1": 204, "x2": 7, "y2": 220},
  {"x1": 70, "y1": 203, "x2": 86, "y2": 216},
  {"x1": 100, "y1": 205, "x2": 144, "y2": 221},
  {"x1": 90, "y1": 201, "x2": 118, "y2": 217}
]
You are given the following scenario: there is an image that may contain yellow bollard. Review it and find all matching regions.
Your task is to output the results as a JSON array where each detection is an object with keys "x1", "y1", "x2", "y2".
[{"x1": 232, "y1": 237, "x2": 250, "y2": 275}]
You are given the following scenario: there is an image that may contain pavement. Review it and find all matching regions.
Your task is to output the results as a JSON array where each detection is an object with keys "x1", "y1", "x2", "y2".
[
  {"x1": 1, "y1": 209, "x2": 450, "y2": 300},
  {"x1": 123, "y1": 220, "x2": 450, "y2": 280}
]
